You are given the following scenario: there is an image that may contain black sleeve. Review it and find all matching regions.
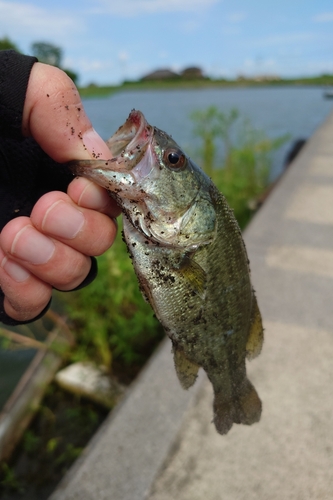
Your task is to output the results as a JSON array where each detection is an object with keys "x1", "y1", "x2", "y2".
[
  {"x1": 0, "y1": 50, "x2": 37, "y2": 139},
  {"x1": 0, "y1": 50, "x2": 85, "y2": 326},
  {"x1": 0, "y1": 136, "x2": 74, "y2": 229},
  {"x1": 0, "y1": 49, "x2": 73, "y2": 226}
]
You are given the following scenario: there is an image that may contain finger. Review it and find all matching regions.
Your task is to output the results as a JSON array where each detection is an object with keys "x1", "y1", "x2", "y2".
[
  {"x1": 22, "y1": 63, "x2": 111, "y2": 162},
  {"x1": 67, "y1": 177, "x2": 122, "y2": 218},
  {"x1": 0, "y1": 248, "x2": 52, "y2": 322},
  {"x1": 0, "y1": 217, "x2": 91, "y2": 291},
  {"x1": 30, "y1": 191, "x2": 118, "y2": 256}
]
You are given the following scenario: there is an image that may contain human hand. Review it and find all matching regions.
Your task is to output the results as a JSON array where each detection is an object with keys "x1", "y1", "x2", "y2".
[{"x1": 0, "y1": 63, "x2": 120, "y2": 324}]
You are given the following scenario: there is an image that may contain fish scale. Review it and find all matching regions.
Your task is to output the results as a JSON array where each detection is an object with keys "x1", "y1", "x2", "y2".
[{"x1": 69, "y1": 109, "x2": 264, "y2": 435}]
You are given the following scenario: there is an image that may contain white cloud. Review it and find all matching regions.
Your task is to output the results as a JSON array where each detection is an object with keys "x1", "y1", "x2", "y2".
[
  {"x1": 158, "y1": 50, "x2": 169, "y2": 59},
  {"x1": 251, "y1": 32, "x2": 315, "y2": 48},
  {"x1": 0, "y1": 1, "x2": 82, "y2": 41},
  {"x1": 304, "y1": 59, "x2": 333, "y2": 74},
  {"x1": 182, "y1": 19, "x2": 200, "y2": 33},
  {"x1": 313, "y1": 12, "x2": 333, "y2": 23},
  {"x1": 91, "y1": 0, "x2": 220, "y2": 16},
  {"x1": 118, "y1": 51, "x2": 129, "y2": 62},
  {"x1": 221, "y1": 26, "x2": 241, "y2": 36},
  {"x1": 243, "y1": 57, "x2": 276, "y2": 72},
  {"x1": 227, "y1": 11, "x2": 247, "y2": 23},
  {"x1": 65, "y1": 57, "x2": 114, "y2": 74}
]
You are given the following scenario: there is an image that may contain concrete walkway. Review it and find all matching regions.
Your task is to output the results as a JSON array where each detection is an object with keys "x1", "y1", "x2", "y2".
[{"x1": 50, "y1": 110, "x2": 333, "y2": 500}]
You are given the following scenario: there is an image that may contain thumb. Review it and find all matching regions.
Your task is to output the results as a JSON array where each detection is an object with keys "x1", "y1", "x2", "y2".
[{"x1": 22, "y1": 62, "x2": 111, "y2": 162}]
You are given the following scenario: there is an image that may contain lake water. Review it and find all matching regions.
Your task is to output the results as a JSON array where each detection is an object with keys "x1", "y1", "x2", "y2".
[
  {"x1": 83, "y1": 85, "x2": 333, "y2": 179},
  {"x1": 1, "y1": 86, "x2": 333, "y2": 410}
]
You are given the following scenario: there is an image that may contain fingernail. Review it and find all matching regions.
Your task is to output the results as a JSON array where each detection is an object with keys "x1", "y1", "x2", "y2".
[
  {"x1": 77, "y1": 179, "x2": 109, "y2": 210},
  {"x1": 42, "y1": 200, "x2": 85, "y2": 239},
  {"x1": 11, "y1": 226, "x2": 55, "y2": 265},
  {"x1": 1, "y1": 257, "x2": 31, "y2": 282},
  {"x1": 82, "y1": 128, "x2": 110, "y2": 159}
]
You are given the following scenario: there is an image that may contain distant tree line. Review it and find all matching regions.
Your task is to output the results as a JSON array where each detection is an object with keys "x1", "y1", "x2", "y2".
[
  {"x1": 140, "y1": 66, "x2": 208, "y2": 82},
  {"x1": 0, "y1": 36, "x2": 79, "y2": 85}
]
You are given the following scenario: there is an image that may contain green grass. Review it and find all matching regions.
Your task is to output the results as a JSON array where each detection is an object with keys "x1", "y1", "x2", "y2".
[{"x1": 0, "y1": 385, "x2": 108, "y2": 499}]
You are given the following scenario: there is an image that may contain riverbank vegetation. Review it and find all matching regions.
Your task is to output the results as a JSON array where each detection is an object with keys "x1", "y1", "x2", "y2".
[
  {"x1": 190, "y1": 106, "x2": 289, "y2": 228},
  {"x1": 0, "y1": 106, "x2": 288, "y2": 498},
  {"x1": 79, "y1": 73, "x2": 333, "y2": 99}
]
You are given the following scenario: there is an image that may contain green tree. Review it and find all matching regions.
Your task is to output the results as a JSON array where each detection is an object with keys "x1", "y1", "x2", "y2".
[
  {"x1": 30, "y1": 41, "x2": 79, "y2": 85},
  {"x1": 31, "y1": 42, "x2": 62, "y2": 67},
  {"x1": 0, "y1": 36, "x2": 19, "y2": 52},
  {"x1": 62, "y1": 68, "x2": 79, "y2": 86}
]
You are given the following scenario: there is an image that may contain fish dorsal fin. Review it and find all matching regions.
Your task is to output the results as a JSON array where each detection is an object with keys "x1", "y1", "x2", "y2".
[{"x1": 178, "y1": 255, "x2": 207, "y2": 300}]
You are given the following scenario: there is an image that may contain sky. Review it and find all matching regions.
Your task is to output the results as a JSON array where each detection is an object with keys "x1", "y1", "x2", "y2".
[{"x1": 1, "y1": 0, "x2": 333, "y2": 86}]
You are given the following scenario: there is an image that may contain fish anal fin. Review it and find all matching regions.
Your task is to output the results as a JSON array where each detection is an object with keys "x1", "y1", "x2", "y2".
[
  {"x1": 178, "y1": 256, "x2": 206, "y2": 299},
  {"x1": 173, "y1": 345, "x2": 200, "y2": 390},
  {"x1": 246, "y1": 293, "x2": 264, "y2": 360}
]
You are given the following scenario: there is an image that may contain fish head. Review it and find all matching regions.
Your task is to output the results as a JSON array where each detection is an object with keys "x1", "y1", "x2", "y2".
[{"x1": 70, "y1": 110, "x2": 216, "y2": 249}]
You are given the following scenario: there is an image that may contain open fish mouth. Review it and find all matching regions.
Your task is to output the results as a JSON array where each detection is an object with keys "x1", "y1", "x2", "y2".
[
  {"x1": 69, "y1": 110, "x2": 156, "y2": 186},
  {"x1": 106, "y1": 109, "x2": 154, "y2": 161}
]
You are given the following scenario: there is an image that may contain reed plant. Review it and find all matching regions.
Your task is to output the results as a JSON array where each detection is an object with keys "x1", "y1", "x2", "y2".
[{"x1": 191, "y1": 105, "x2": 288, "y2": 228}]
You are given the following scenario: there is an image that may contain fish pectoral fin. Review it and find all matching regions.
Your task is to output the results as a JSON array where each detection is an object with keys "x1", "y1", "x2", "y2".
[
  {"x1": 173, "y1": 344, "x2": 200, "y2": 390},
  {"x1": 246, "y1": 293, "x2": 264, "y2": 360},
  {"x1": 177, "y1": 256, "x2": 207, "y2": 300}
]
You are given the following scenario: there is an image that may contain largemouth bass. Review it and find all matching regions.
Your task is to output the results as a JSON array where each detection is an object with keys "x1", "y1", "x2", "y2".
[{"x1": 70, "y1": 110, "x2": 264, "y2": 435}]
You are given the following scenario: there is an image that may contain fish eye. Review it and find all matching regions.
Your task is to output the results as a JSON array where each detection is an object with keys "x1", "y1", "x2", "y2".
[
  {"x1": 164, "y1": 148, "x2": 186, "y2": 170},
  {"x1": 168, "y1": 151, "x2": 180, "y2": 164}
]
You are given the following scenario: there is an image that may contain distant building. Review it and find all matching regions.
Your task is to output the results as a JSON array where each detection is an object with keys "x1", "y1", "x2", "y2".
[
  {"x1": 141, "y1": 66, "x2": 206, "y2": 82},
  {"x1": 180, "y1": 66, "x2": 204, "y2": 79},
  {"x1": 141, "y1": 68, "x2": 180, "y2": 81}
]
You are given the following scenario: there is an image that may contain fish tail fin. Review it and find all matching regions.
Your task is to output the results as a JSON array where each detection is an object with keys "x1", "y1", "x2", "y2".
[
  {"x1": 213, "y1": 377, "x2": 262, "y2": 435},
  {"x1": 233, "y1": 377, "x2": 262, "y2": 426},
  {"x1": 212, "y1": 394, "x2": 234, "y2": 435}
]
